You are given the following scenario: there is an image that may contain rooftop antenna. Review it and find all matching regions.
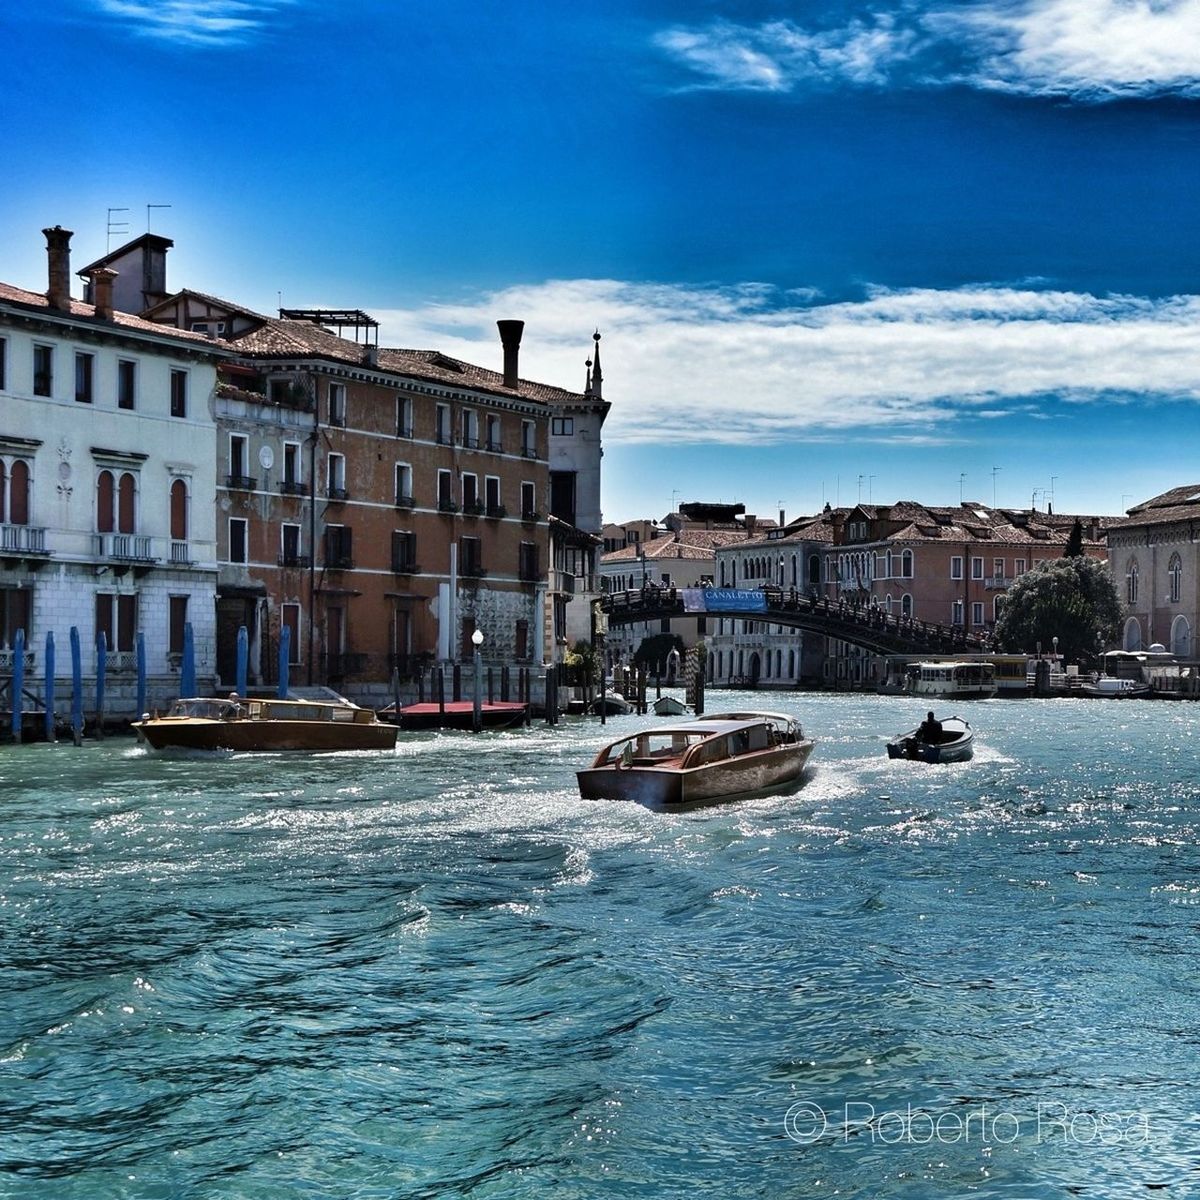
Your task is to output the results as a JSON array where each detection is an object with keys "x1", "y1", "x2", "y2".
[
  {"x1": 959, "y1": 472, "x2": 966, "y2": 502},
  {"x1": 857, "y1": 474, "x2": 864, "y2": 502},
  {"x1": 1032, "y1": 488, "x2": 1042, "y2": 510},
  {"x1": 106, "y1": 207, "x2": 130, "y2": 251},
  {"x1": 868, "y1": 475, "x2": 875, "y2": 504},
  {"x1": 147, "y1": 203, "x2": 171, "y2": 231},
  {"x1": 991, "y1": 466, "x2": 1001, "y2": 508},
  {"x1": 1049, "y1": 475, "x2": 1058, "y2": 506}
]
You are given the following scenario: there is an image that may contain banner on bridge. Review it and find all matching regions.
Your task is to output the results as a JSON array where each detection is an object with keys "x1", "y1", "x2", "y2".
[{"x1": 681, "y1": 587, "x2": 767, "y2": 614}]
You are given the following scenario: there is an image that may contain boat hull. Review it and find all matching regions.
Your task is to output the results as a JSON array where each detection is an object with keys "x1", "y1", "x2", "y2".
[
  {"x1": 578, "y1": 740, "x2": 813, "y2": 806},
  {"x1": 136, "y1": 718, "x2": 398, "y2": 752},
  {"x1": 395, "y1": 701, "x2": 527, "y2": 731}
]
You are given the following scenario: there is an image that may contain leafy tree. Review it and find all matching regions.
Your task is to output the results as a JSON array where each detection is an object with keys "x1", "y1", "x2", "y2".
[
  {"x1": 992, "y1": 556, "x2": 1122, "y2": 667},
  {"x1": 633, "y1": 633, "x2": 686, "y2": 676},
  {"x1": 564, "y1": 639, "x2": 600, "y2": 687},
  {"x1": 1062, "y1": 517, "x2": 1084, "y2": 558}
]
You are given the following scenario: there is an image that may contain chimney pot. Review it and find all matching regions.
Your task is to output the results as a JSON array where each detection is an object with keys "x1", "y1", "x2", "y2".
[
  {"x1": 89, "y1": 267, "x2": 118, "y2": 321},
  {"x1": 497, "y1": 319, "x2": 524, "y2": 389},
  {"x1": 43, "y1": 225, "x2": 74, "y2": 313}
]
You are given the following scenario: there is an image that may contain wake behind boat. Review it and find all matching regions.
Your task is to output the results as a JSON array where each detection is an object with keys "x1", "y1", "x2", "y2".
[
  {"x1": 134, "y1": 695, "x2": 398, "y2": 752},
  {"x1": 887, "y1": 714, "x2": 973, "y2": 763},
  {"x1": 577, "y1": 710, "x2": 813, "y2": 806}
]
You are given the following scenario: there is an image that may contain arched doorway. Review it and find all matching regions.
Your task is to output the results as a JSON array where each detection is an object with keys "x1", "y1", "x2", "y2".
[
  {"x1": 1171, "y1": 614, "x2": 1191, "y2": 659},
  {"x1": 747, "y1": 652, "x2": 761, "y2": 686},
  {"x1": 1123, "y1": 617, "x2": 1143, "y2": 651}
]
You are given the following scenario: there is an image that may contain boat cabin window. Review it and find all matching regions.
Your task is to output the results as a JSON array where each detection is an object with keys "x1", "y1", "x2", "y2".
[{"x1": 169, "y1": 699, "x2": 237, "y2": 720}]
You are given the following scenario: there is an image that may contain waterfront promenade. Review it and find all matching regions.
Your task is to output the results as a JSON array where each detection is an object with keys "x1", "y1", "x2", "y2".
[{"x1": 1, "y1": 692, "x2": 1192, "y2": 1197}]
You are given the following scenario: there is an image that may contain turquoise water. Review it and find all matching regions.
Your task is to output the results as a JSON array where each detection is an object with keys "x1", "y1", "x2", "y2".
[{"x1": 2, "y1": 693, "x2": 1199, "y2": 1198}]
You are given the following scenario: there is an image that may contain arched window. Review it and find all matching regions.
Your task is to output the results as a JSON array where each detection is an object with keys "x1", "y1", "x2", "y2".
[
  {"x1": 9, "y1": 460, "x2": 29, "y2": 525},
  {"x1": 117, "y1": 472, "x2": 136, "y2": 534},
  {"x1": 1169, "y1": 554, "x2": 1182, "y2": 604},
  {"x1": 788, "y1": 648, "x2": 795, "y2": 677},
  {"x1": 901, "y1": 549, "x2": 913, "y2": 578},
  {"x1": 884, "y1": 594, "x2": 893, "y2": 612},
  {"x1": 97, "y1": 470, "x2": 115, "y2": 532},
  {"x1": 808, "y1": 553, "x2": 821, "y2": 586},
  {"x1": 170, "y1": 479, "x2": 189, "y2": 540},
  {"x1": 1171, "y1": 614, "x2": 1191, "y2": 658},
  {"x1": 1126, "y1": 558, "x2": 1139, "y2": 605},
  {"x1": 885, "y1": 551, "x2": 893, "y2": 578},
  {"x1": 1124, "y1": 617, "x2": 1143, "y2": 651},
  {"x1": 901, "y1": 593, "x2": 913, "y2": 618}
]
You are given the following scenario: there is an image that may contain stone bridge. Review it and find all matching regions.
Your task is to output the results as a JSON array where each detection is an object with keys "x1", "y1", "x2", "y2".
[{"x1": 597, "y1": 586, "x2": 989, "y2": 658}]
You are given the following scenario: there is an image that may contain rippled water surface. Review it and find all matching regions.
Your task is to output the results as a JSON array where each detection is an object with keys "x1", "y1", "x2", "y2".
[{"x1": 3, "y1": 693, "x2": 1200, "y2": 1198}]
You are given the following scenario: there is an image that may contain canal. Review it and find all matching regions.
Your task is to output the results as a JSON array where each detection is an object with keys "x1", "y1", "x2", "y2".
[{"x1": 2, "y1": 692, "x2": 1197, "y2": 1198}]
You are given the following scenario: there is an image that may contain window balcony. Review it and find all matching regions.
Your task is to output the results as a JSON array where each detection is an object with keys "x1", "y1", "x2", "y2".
[
  {"x1": 0, "y1": 524, "x2": 49, "y2": 555},
  {"x1": 520, "y1": 564, "x2": 543, "y2": 584},
  {"x1": 103, "y1": 650, "x2": 137, "y2": 674},
  {"x1": 486, "y1": 440, "x2": 503, "y2": 453},
  {"x1": 438, "y1": 498, "x2": 460, "y2": 514},
  {"x1": 391, "y1": 558, "x2": 421, "y2": 575},
  {"x1": 521, "y1": 509, "x2": 540, "y2": 524},
  {"x1": 325, "y1": 553, "x2": 354, "y2": 570},
  {"x1": 278, "y1": 552, "x2": 312, "y2": 569},
  {"x1": 461, "y1": 435, "x2": 479, "y2": 449},
  {"x1": 396, "y1": 423, "x2": 414, "y2": 438},
  {"x1": 0, "y1": 649, "x2": 35, "y2": 672},
  {"x1": 226, "y1": 474, "x2": 257, "y2": 491},
  {"x1": 394, "y1": 493, "x2": 416, "y2": 509},
  {"x1": 984, "y1": 576, "x2": 1011, "y2": 590},
  {"x1": 94, "y1": 533, "x2": 155, "y2": 562},
  {"x1": 436, "y1": 430, "x2": 454, "y2": 446},
  {"x1": 169, "y1": 540, "x2": 192, "y2": 565},
  {"x1": 279, "y1": 479, "x2": 307, "y2": 496},
  {"x1": 326, "y1": 486, "x2": 350, "y2": 502},
  {"x1": 485, "y1": 504, "x2": 506, "y2": 519},
  {"x1": 328, "y1": 411, "x2": 346, "y2": 428},
  {"x1": 521, "y1": 446, "x2": 538, "y2": 459},
  {"x1": 460, "y1": 562, "x2": 488, "y2": 579},
  {"x1": 463, "y1": 501, "x2": 486, "y2": 517}
]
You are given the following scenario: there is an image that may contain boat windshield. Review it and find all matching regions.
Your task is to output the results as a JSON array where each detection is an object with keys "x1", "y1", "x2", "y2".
[
  {"x1": 167, "y1": 699, "x2": 238, "y2": 720},
  {"x1": 599, "y1": 730, "x2": 709, "y2": 766}
]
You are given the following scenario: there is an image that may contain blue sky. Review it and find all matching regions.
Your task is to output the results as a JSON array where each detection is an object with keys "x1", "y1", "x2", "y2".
[{"x1": 6, "y1": 1, "x2": 1200, "y2": 522}]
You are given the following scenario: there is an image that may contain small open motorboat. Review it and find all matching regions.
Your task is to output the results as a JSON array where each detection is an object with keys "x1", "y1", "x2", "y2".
[
  {"x1": 590, "y1": 693, "x2": 633, "y2": 716},
  {"x1": 134, "y1": 695, "x2": 398, "y2": 752},
  {"x1": 652, "y1": 694, "x2": 688, "y2": 717},
  {"x1": 886, "y1": 715, "x2": 973, "y2": 763},
  {"x1": 1078, "y1": 676, "x2": 1150, "y2": 699},
  {"x1": 577, "y1": 710, "x2": 814, "y2": 806}
]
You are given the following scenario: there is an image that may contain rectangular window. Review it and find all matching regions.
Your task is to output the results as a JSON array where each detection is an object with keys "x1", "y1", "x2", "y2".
[
  {"x1": 396, "y1": 395, "x2": 413, "y2": 438},
  {"x1": 971, "y1": 557, "x2": 984, "y2": 579},
  {"x1": 327, "y1": 453, "x2": 346, "y2": 498},
  {"x1": 521, "y1": 481, "x2": 536, "y2": 520},
  {"x1": 519, "y1": 541, "x2": 539, "y2": 581},
  {"x1": 75, "y1": 352, "x2": 94, "y2": 404},
  {"x1": 325, "y1": 524, "x2": 353, "y2": 568},
  {"x1": 33, "y1": 345, "x2": 52, "y2": 397},
  {"x1": 460, "y1": 535, "x2": 483, "y2": 577},
  {"x1": 229, "y1": 518, "x2": 248, "y2": 564},
  {"x1": 118, "y1": 359, "x2": 136, "y2": 410},
  {"x1": 328, "y1": 382, "x2": 346, "y2": 427},
  {"x1": 551, "y1": 416, "x2": 574, "y2": 436},
  {"x1": 94, "y1": 593, "x2": 113, "y2": 652},
  {"x1": 438, "y1": 469, "x2": 456, "y2": 511},
  {"x1": 950, "y1": 556, "x2": 963, "y2": 580},
  {"x1": 436, "y1": 404, "x2": 452, "y2": 445},
  {"x1": 0, "y1": 338, "x2": 6, "y2": 391},
  {"x1": 229, "y1": 434, "x2": 248, "y2": 479},
  {"x1": 392, "y1": 530, "x2": 417, "y2": 573},
  {"x1": 972, "y1": 602, "x2": 984, "y2": 626},
  {"x1": 486, "y1": 414, "x2": 501, "y2": 452},
  {"x1": 485, "y1": 476, "x2": 502, "y2": 515},
  {"x1": 1015, "y1": 558, "x2": 1026, "y2": 576},
  {"x1": 515, "y1": 619, "x2": 529, "y2": 660},
  {"x1": 281, "y1": 603, "x2": 301, "y2": 665},
  {"x1": 395, "y1": 463, "x2": 413, "y2": 506},
  {"x1": 462, "y1": 473, "x2": 479, "y2": 511},
  {"x1": 170, "y1": 369, "x2": 187, "y2": 418},
  {"x1": 951, "y1": 599, "x2": 964, "y2": 626},
  {"x1": 282, "y1": 441, "x2": 301, "y2": 490},
  {"x1": 461, "y1": 409, "x2": 478, "y2": 448},
  {"x1": 521, "y1": 419, "x2": 536, "y2": 457},
  {"x1": 993, "y1": 557, "x2": 1004, "y2": 579},
  {"x1": 281, "y1": 523, "x2": 303, "y2": 565},
  {"x1": 169, "y1": 596, "x2": 188, "y2": 655}
]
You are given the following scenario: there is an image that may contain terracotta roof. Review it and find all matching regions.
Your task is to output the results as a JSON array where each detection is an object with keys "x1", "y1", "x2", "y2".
[
  {"x1": 141, "y1": 288, "x2": 268, "y2": 323},
  {"x1": 1112, "y1": 484, "x2": 1200, "y2": 529},
  {"x1": 0, "y1": 280, "x2": 225, "y2": 348}
]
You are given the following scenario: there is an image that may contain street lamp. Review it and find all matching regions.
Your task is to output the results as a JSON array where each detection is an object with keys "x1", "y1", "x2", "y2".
[{"x1": 471, "y1": 628, "x2": 484, "y2": 733}]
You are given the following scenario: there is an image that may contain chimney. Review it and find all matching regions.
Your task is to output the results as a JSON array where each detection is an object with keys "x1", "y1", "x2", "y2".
[
  {"x1": 497, "y1": 319, "x2": 524, "y2": 389},
  {"x1": 363, "y1": 343, "x2": 379, "y2": 367},
  {"x1": 779, "y1": 508, "x2": 786, "y2": 527},
  {"x1": 89, "y1": 267, "x2": 118, "y2": 321},
  {"x1": 43, "y1": 225, "x2": 74, "y2": 312}
]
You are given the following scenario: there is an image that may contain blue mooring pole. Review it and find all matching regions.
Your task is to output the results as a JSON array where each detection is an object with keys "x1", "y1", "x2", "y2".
[
  {"x1": 44, "y1": 631, "x2": 56, "y2": 743},
  {"x1": 11, "y1": 628, "x2": 24, "y2": 742},
  {"x1": 181, "y1": 623, "x2": 195, "y2": 698},
  {"x1": 70, "y1": 626, "x2": 83, "y2": 745},
  {"x1": 278, "y1": 626, "x2": 291, "y2": 699},
  {"x1": 236, "y1": 625, "x2": 248, "y2": 699},
  {"x1": 136, "y1": 631, "x2": 146, "y2": 718}
]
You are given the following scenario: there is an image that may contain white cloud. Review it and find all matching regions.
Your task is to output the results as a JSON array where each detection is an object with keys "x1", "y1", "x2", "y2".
[
  {"x1": 654, "y1": 15, "x2": 919, "y2": 92},
  {"x1": 93, "y1": 0, "x2": 292, "y2": 46},
  {"x1": 371, "y1": 279, "x2": 1200, "y2": 446},
  {"x1": 657, "y1": 1, "x2": 1200, "y2": 99}
]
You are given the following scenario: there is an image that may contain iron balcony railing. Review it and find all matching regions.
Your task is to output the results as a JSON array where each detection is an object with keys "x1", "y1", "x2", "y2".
[{"x1": 225, "y1": 474, "x2": 257, "y2": 491}]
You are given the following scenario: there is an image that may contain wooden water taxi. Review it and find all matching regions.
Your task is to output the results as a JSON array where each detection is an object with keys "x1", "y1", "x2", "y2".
[
  {"x1": 134, "y1": 696, "x2": 398, "y2": 752},
  {"x1": 577, "y1": 711, "x2": 813, "y2": 806}
]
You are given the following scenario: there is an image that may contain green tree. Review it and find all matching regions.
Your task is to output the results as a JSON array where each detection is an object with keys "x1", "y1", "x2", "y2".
[
  {"x1": 633, "y1": 633, "x2": 685, "y2": 676},
  {"x1": 1062, "y1": 517, "x2": 1084, "y2": 558},
  {"x1": 992, "y1": 556, "x2": 1122, "y2": 667}
]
